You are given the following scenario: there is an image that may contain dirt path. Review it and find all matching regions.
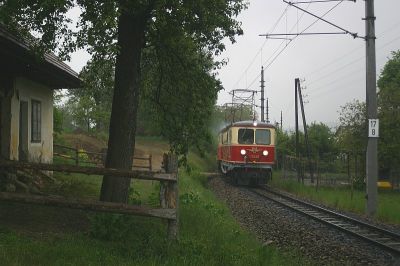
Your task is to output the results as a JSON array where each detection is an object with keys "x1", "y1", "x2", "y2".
[{"x1": 62, "y1": 133, "x2": 169, "y2": 171}]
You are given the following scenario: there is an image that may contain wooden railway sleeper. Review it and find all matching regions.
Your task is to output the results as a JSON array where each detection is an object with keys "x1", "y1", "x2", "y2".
[
  {"x1": 358, "y1": 233, "x2": 380, "y2": 237},
  {"x1": 386, "y1": 242, "x2": 400, "y2": 246},
  {"x1": 341, "y1": 226, "x2": 360, "y2": 230},
  {"x1": 373, "y1": 237, "x2": 392, "y2": 242},
  {"x1": 332, "y1": 223, "x2": 351, "y2": 227}
]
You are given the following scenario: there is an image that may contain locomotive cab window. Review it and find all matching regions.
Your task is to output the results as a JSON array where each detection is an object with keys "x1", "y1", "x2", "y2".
[
  {"x1": 238, "y1": 128, "x2": 254, "y2": 144},
  {"x1": 222, "y1": 131, "x2": 229, "y2": 144},
  {"x1": 255, "y1": 129, "x2": 271, "y2": 145}
]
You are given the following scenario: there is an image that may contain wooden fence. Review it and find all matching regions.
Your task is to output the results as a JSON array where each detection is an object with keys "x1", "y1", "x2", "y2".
[
  {"x1": 54, "y1": 144, "x2": 152, "y2": 171},
  {"x1": 281, "y1": 154, "x2": 355, "y2": 191},
  {"x1": 0, "y1": 153, "x2": 178, "y2": 239}
]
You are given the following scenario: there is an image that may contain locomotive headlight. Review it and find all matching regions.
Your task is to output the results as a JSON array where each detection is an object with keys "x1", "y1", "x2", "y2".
[
  {"x1": 240, "y1": 149, "x2": 246, "y2": 155},
  {"x1": 262, "y1": 150, "x2": 269, "y2": 156}
]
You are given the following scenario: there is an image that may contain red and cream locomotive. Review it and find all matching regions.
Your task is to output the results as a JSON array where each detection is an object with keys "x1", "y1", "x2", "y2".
[{"x1": 217, "y1": 120, "x2": 276, "y2": 185}]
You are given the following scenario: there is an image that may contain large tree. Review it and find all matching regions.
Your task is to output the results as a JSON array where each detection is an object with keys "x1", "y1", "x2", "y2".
[{"x1": 0, "y1": 0, "x2": 246, "y2": 203}]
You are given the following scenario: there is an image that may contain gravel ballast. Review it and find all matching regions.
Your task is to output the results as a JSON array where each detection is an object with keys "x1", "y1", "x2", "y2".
[{"x1": 208, "y1": 176, "x2": 398, "y2": 265}]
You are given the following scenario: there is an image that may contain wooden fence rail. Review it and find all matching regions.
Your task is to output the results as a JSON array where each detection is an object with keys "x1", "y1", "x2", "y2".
[
  {"x1": 53, "y1": 144, "x2": 152, "y2": 170},
  {"x1": 0, "y1": 153, "x2": 178, "y2": 239},
  {"x1": 0, "y1": 192, "x2": 176, "y2": 219},
  {"x1": 0, "y1": 160, "x2": 174, "y2": 182}
]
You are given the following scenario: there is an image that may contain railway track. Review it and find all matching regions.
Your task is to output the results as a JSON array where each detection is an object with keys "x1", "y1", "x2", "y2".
[{"x1": 249, "y1": 186, "x2": 400, "y2": 256}]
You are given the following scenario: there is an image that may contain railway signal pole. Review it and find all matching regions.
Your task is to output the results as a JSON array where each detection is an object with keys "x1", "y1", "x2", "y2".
[{"x1": 365, "y1": 0, "x2": 378, "y2": 217}]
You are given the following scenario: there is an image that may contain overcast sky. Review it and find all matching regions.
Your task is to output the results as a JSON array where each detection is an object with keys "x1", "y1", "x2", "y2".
[
  {"x1": 68, "y1": 1, "x2": 400, "y2": 131},
  {"x1": 215, "y1": 0, "x2": 400, "y2": 130}
]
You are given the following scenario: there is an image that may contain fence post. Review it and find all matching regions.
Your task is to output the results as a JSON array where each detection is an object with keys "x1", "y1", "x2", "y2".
[
  {"x1": 316, "y1": 159, "x2": 319, "y2": 192},
  {"x1": 75, "y1": 145, "x2": 79, "y2": 166},
  {"x1": 149, "y1": 154, "x2": 152, "y2": 171},
  {"x1": 160, "y1": 153, "x2": 179, "y2": 240}
]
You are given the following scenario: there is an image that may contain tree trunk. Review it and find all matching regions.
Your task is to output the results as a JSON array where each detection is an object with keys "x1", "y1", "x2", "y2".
[{"x1": 99, "y1": 8, "x2": 147, "y2": 203}]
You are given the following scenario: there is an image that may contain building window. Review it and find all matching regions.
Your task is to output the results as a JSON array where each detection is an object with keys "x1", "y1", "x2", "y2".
[{"x1": 31, "y1": 100, "x2": 41, "y2": 142}]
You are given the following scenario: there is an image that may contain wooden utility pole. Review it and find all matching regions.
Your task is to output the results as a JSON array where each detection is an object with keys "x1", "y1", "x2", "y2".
[
  {"x1": 297, "y1": 79, "x2": 314, "y2": 183},
  {"x1": 261, "y1": 66, "x2": 265, "y2": 122},
  {"x1": 365, "y1": 0, "x2": 378, "y2": 216}
]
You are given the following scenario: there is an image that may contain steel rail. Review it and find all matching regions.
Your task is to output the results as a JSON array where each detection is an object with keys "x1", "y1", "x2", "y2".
[{"x1": 249, "y1": 187, "x2": 400, "y2": 256}]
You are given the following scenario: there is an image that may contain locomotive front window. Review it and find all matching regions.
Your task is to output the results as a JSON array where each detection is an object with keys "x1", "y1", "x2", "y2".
[
  {"x1": 238, "y1": 128, "x2": 254, "y2": 144},
  {"x1": 255, "y1": 129, "x2": 271, "y2": 145}
]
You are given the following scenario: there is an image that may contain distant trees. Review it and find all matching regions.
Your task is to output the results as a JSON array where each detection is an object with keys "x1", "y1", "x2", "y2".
[
  {"x1": 377, "y1": 50, "x2": 400, "y2": 178},
  {"x1": 66, "y1": 58, "x2": 114, "y2": 133},
  {"x1": 336, "y1": 100, "x2": 366, "y2": 154},
  {"x1": 334, "y1": 50, "x2": 400, "y2": 179},
  {"x1": 275, "y1": 122, "x2": 337, "y2": 163},
  {"x1": 308, "y1": 122, "x2": 337, "y2": 158}
]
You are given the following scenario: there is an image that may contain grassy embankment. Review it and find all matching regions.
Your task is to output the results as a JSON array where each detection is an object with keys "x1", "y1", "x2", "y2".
[
  {"x1": 271, "y1": 174, "x2": 400, "y2": 225},
  {"x1": 0, "y1": 137, "x2": 311, "y2": 265}
]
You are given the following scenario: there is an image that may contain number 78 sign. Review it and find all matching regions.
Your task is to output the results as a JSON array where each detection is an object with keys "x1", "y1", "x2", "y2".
[{"x1": 368, "y1": 119, "x2": 379, "y2": 138}]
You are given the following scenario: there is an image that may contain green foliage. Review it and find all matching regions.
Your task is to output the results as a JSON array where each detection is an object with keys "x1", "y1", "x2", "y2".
[
  {"x1": 378, "y1": 50, "x2": 400, "y2": 89},
  {"x1": 337, "y1": 100, "x2": 366, "y2": 154},
  {"x1": 276, "y1": 123, "x2": 337, "y2": 162},
  {"x1": 0, "y1": 137, "x2": 311, "y2": 265},
  {"x1": 377, "y1": 50, "x2": 400, "y2": 177},
  {"x1": 335, "y1": 50, "x2": 400, "y2": 178},
  {"x1": 214, "y1": 104, "x2": 254, "y2": 125},
  {"x1": 276, "y1": 128, "x2": 294, "y2": 156},
  {"x1": 1, "y1": 0, "x2": 248, "y2": 202},
  {"x1": 53, "y1": 106, "x2": 63, "y2": 135},
  {"x1": 128, "y1": 187, "x2": 142, "y2": 205},
  {"x1": 0, "y1": 0, "x2": 75, "y2": 59},
  {"x1": 89, "y1": 213, "x2": 133, "y2": 241},
  {"x1": 308, "y1": 122, "x2": 337, "y2": 158},
  {"x1": 77, "y1": 149, "x2": 89, "y2": 161},
  {"x1": 0, "y1": 0, "x2": 247, "y2": 149},
  {"x1": 53, "y1": 90, "x2": 65, "y2": 139},
  {"x1": 140, "y1": 28, "x2": 222, "y2": 161},
  {"x1": 64, "y1": 57, "x2": 114, "y2": 133}
]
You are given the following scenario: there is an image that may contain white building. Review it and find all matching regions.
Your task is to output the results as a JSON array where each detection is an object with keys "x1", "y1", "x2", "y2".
[{"x1": 0, "y1": 25, "x2": 81, "y2": 163}]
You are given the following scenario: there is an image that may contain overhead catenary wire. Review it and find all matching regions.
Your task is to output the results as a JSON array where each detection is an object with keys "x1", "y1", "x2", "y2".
[
  {"x1": 305, "y1": 34, "x2": 400, "y2": 92},
  {"x1": 283, "y1": 0, "x2": 360, "y2": 39},
  {"x1": 244, "y1": 0, "x2": 344, "y2": 92},
  {"x1": 225, "y1": 1, "x2": 400, "y2": 126},
  {"x1": 291, "y1": 0, "x2": 355, "y2": 4},
  {"x1": 279, "y1": 31, "x2": 400, "y2": 128},
  {"x1": 303, "y1": 19, "x2": 400, "y2": 80},
  {"x1": 231, "y1": 1, "x2": 344, "y2": 122},
  {"x1": 264, "y1": 2, "x2": 399, "y2": 129},
  {"x1": 231, "y1": 5, "x2": 290, "y2": 90},
  {"x1": 241, "y1": 3, "x2": 313, "y2": 91}
]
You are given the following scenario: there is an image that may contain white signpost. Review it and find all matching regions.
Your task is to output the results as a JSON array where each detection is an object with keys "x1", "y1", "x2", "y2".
[{"x1": 368, "y1": 119, "x2": 379, "y2": 138}]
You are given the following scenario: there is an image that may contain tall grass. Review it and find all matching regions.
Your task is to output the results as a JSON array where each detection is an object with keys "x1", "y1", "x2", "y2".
[
  {"x1": 0, "y1": 155, "x2": 311, "y2": 265},
  {"x1": 271, "y1": 177, "x2": 400, "y2": 225}
]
